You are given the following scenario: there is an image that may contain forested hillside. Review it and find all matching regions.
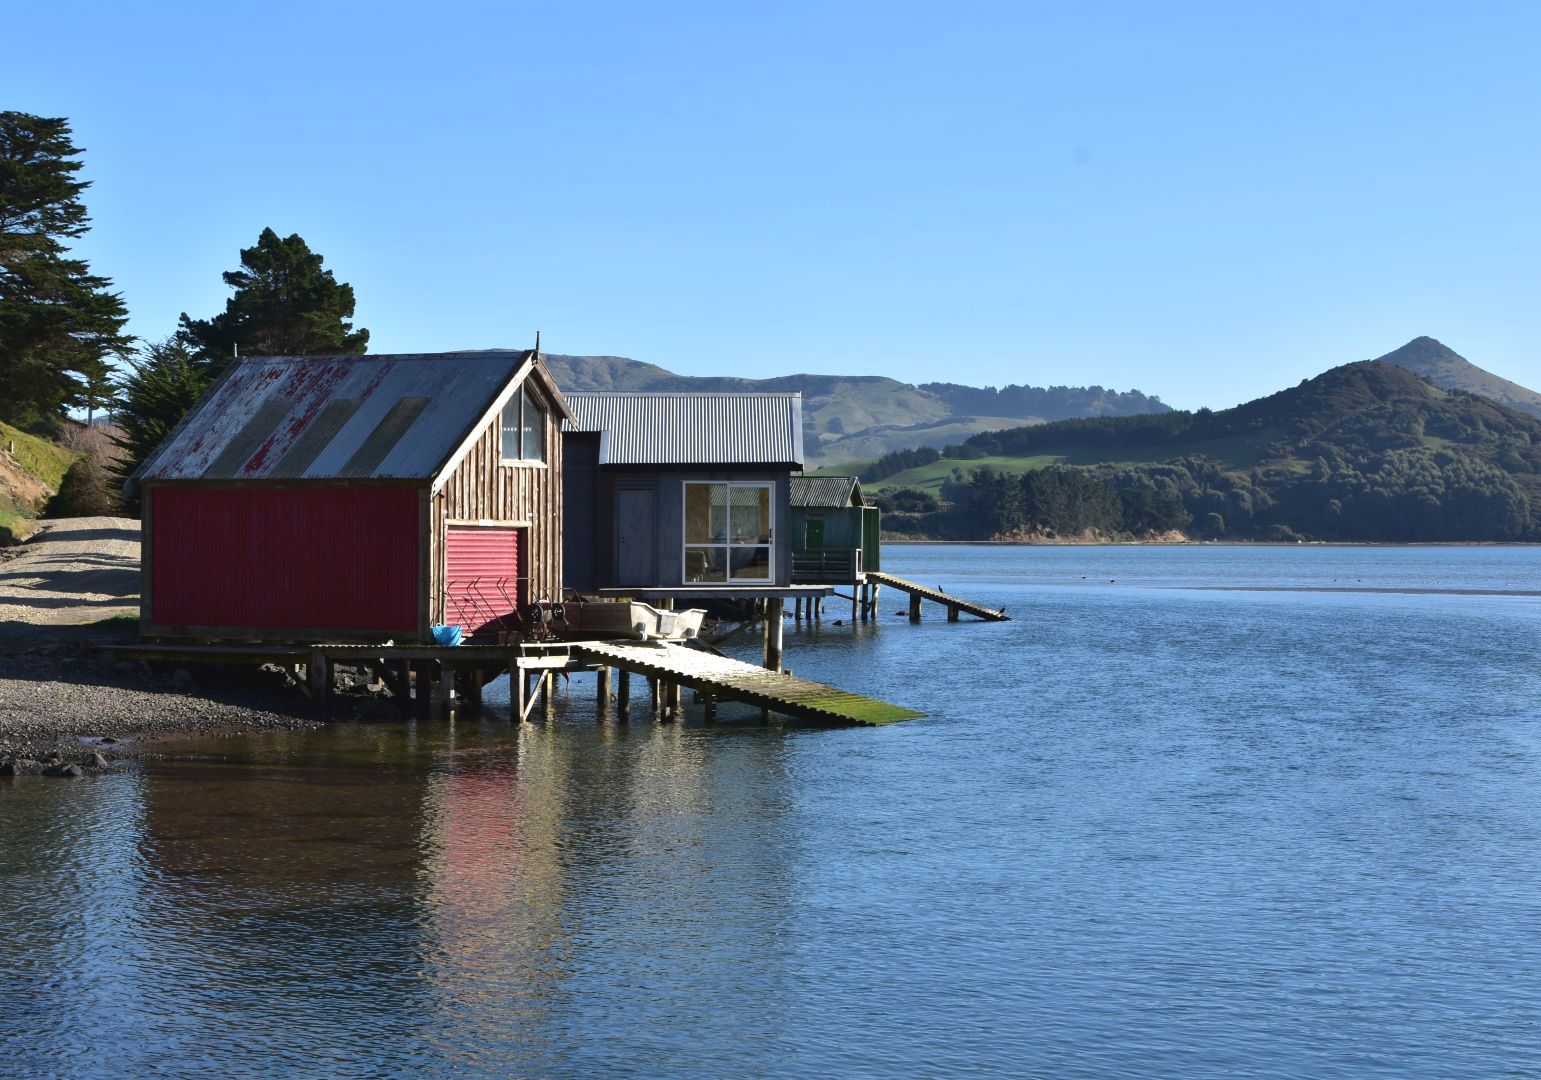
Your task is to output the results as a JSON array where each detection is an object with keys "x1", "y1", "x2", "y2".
[{"x1": 870, "y1": 361, "x2": 1541, "y2": 542}]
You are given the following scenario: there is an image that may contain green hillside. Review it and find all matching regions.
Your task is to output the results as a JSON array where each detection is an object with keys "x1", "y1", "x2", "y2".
[
  {"x1": 0, "y1": 421, "x2": 81, "y2": 540},
  {"x1": 869, "y1": 361, "x2": 1541, "y2": 542}
]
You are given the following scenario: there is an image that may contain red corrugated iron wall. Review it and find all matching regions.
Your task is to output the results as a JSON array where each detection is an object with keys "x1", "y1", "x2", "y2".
[
  {"x1": 150, "y1": 486, "x2": 420, "y2": 634},
  {"x1": 444, "y1": 526, "x2": 521, "y2": 631}
]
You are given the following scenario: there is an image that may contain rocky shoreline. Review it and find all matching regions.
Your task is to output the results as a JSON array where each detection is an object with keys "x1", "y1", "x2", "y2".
[{"x1": 0, "y1": 638, "x2": 395, "y2": 776}]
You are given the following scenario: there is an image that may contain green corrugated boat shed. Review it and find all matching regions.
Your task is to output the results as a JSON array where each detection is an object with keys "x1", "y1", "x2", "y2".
[{"x1": 789, "y1": 475, "x2": 880, "y2": 583}]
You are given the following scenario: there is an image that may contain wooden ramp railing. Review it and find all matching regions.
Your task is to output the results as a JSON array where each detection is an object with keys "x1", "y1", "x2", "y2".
[
  {"x1": 575, "y1": 641, "x2": 922, "y2": 726},
  {"x1": 862, "y1": 570, "x2": 1009, "y2": 622}
]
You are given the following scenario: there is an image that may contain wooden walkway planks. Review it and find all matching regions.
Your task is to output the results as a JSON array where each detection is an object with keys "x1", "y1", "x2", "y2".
[
  {"x1": 863, "y1": 571, "x2": 1009, "y2": 621},
  {"x1": 574, "y1": 641, "x2": 922, "y2": 726}
]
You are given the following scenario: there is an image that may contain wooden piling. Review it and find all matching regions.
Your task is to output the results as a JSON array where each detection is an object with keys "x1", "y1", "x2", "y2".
[
  {"x1": 764, "y1": 597, "x2": 785, "y2": 671},
  {"x1": 307, "y1": 651, "x2": 330, "y2": 705},
  {"x1": 396, "y1": 660, "x2": 412, "y2": 717},
  {"x1": 598, "y1": 666, "x2": 612, "y2": 717},
  {"x1": 618, "y1": 668, "x2": 631, "y2": 718},
  {"x1": 414, "y1": 661, "x2": 432, "y2": 720},
  {"x1": 948, "y1": 604, "x2": 960, "y2": 622},
  {"x1": 909, "y1": 593, "x2": 922, "y2": 623}
]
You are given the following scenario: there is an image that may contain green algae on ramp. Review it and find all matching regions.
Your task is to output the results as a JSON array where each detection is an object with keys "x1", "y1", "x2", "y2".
[{"x1": 575, "y1": 640, "x2": 922, "y2": 726}]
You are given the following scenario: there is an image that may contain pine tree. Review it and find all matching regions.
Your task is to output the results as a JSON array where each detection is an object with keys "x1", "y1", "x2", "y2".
[
  {"x1": 0, "y1": 113, "x2": 131, "y2": 426},
  {"x1": 178, "y1": 227, "x2": 369, "y2": 362},
  {"x1": 110, "y1": 337, "x2": 213, "y2": 514}
]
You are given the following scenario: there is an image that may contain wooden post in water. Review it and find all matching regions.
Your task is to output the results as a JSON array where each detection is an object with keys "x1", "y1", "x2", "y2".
[
  {"x1": 764, "y1": 597, "x2": 785, "y2": 671},
  {"x1": 649, "y1": 677, "x2": 661, "y2": 721},
  {"x1": 909, "y1": 593, "x2": 922, "y2": 623},
  {"x1": 308, "y1": 652, "x2": 330, "y2": 705},
  {"x1": 597, "y1": 666, "x2": 612, "y2": 718},
  {"x1": 439, "y1": 667, "x2": 456, "y2": 714},
  {"x1": 617, "y1": 669, "x2": 631, "y2": 719},
  {"x1": 414, "y1": 661, "x2": 432, "y2": 720},
  {"x1": 396, "y1": 660, "x2": 412, "y2": 717},
  {"x1": 947, "y1": 604, "x2": 960, "y2": 622},
  {"x1": 542, "y1": 671, "x2": 556, "y2": 721},
  {"x1": 871, "y1": 584, "x2": 880, "y2": 618},
  {"x1": 516, "y1": 666, "x2": 529, "y2": 722},
  {"x1": 465, "y1": 669, "x2": 483, "y2": 710},
  {"x1": 703, "y1": 695, "x2": 717, "y2": 723},
  {"x1": 667, "y1": 681, "x2": 682, "y2": 717}
]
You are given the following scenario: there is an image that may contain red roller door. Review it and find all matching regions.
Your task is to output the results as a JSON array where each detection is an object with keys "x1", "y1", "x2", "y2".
[{"x1": 445, "y1": 526, "x2": 522, "y2": 631}]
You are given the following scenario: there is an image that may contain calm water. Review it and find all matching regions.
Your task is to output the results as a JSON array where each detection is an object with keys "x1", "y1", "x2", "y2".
[{"x1": 4, "y1": 545, "x2": 1541, "y2": 1077}]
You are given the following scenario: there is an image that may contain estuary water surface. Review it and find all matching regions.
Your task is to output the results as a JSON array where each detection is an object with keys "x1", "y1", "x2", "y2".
[{"x1": 3, "y1": 545, "x2": 1541, "y2": 1077}]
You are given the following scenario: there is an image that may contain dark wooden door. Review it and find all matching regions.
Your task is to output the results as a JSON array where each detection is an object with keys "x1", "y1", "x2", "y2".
[
  {"x1": 615, "y1": 488, "x2": 656, "y2": 585},
  {"x1": 805, "y1": 518, "x2": 825, "y2": 550}
]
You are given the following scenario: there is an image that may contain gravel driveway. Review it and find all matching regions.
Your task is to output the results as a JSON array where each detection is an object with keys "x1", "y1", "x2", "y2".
[{"x1": 0, "y1": 516, "x2": 140, "y2": 635}]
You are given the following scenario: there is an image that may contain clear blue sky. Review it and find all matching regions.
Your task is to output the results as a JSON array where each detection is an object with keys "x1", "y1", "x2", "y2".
[{"x1": 7, "y1": 1, "x2": 1540, "y2": 410}]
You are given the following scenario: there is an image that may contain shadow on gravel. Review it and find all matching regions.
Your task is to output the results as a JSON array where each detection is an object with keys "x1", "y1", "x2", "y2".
[{"x1": 23, "y1": 527, "x2": 139, "y2": 546}]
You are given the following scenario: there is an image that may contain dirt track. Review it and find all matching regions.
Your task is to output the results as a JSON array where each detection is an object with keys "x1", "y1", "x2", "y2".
[{"x1": 0, "y1": 516, "x2": 140, "y2": 635}]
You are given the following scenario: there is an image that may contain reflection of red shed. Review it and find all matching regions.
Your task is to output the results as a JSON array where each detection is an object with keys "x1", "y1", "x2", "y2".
[{"x1": 130, "y1": 349, "x2": 571, "y2": 642}]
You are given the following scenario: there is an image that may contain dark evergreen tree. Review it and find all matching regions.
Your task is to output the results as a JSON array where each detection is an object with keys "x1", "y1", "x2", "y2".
[
  {"x1": 110, "y1": 337, "x2": 213, "y2": 514},
  {"x1": 178, "y1": 227, "x2": 369, "y2": 362},
  {"x1": 0, "y1": 113, "x2": 131, "y2": 426}
]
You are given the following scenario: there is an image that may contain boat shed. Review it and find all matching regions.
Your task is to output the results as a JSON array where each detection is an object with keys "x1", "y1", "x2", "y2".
[
  {"x1": 130, "y1": 349, "x2": 572, "y2": 643},
  {"x1": 789, "y1": 475, "x2": 881, "y2": 582},
  {"x1": 562, "y1": 392, "x2": 803, "y2": 591}
]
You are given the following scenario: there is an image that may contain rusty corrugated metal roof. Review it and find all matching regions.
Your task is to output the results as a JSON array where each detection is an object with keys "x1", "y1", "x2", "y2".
[
  {"x1": 790, "y1": 475, "x2": 862, "y2": 508},
  {"x1": 564, "y1": 392, "x2": 803, "y2": 467},
  {"x1": 138, "y1": 351, "x2": 532, "y2": 483}
]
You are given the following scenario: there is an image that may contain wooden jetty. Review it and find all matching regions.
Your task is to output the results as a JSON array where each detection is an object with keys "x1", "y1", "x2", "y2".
[
  {"x1": 575, "y1": 640, "x2": 922, "y2": 726},
  {"x1": 862, "y1": 570, "x2": 1010, "y2": 623},
  {"x1": 100, "y1": 635, "x2": 923, "y2": 727}
]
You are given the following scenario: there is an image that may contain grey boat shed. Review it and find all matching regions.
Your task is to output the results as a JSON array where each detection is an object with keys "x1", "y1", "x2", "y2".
[{"x1": 562, "y1": 392, "x2": 805, "y2": 593}]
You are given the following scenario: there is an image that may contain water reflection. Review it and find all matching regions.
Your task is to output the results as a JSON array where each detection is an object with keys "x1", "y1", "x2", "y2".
[{"x1": 0, "y1": 705, "x2": 802, "y2": 1073}]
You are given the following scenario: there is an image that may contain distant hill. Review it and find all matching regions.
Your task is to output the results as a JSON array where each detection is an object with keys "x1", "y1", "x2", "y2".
[
  {"x1": 542, "y1": 353, "x2": 1170, "y2": 466},
  {"x1": 1375, "y1": 336, "x2": 1541, "y2": 420},
  {"x1": 870, "y1": 359, "x2": 1541, "y2": 542}
]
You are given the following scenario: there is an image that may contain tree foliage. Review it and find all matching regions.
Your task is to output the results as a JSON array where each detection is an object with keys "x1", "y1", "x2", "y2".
[
  {"x1": 110, "y1": 338, "x2": 213, "y2": 514},
  {"x1": 178, "y1": 227, "x2": 368, "y2": 362},
  {"x1": 0, "y1": 112, "x2": 130, "y2": 426},
  {"x1": 860, "y1": 445, "x2": 941, "y2": 482}
]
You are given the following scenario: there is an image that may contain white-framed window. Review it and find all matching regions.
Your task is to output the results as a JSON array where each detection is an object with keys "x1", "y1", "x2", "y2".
[
  {"x1": 500, "y1": 387, "x2": 545, "y2": 463},
  {"x1": 682, "y1": 482, "x2": 774, "y2": 583}
]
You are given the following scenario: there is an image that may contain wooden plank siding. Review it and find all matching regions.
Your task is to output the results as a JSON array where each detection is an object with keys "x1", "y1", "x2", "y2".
[{"x1": 429, "y1": 398, "x2": 564, "y2": 622}]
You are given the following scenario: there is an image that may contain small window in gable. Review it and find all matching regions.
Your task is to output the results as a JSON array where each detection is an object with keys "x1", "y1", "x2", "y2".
[{"x1": 501, "y1": 386, "x2": 546, "y2": 463}]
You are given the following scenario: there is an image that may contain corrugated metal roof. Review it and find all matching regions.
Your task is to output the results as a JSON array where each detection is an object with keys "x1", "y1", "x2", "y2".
[
  {"x1": 139, "y1": 351, "x2": 534, "y2": 482},
  {"x1": 565, "y1": 392, "x2": 803, "y2": 467},
  {"x1": 790, "y1": 475, "x2": 862, "y2": 508}
]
